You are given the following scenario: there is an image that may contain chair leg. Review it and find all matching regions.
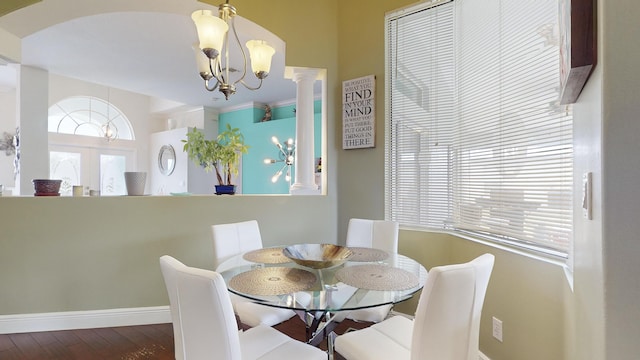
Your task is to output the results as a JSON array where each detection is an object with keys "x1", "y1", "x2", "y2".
[{"x1": 327, "y1": 331, "x2": 337, "y2": 360}]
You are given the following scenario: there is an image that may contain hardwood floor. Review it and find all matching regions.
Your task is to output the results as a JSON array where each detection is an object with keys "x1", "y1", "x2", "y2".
[
  {"x1": 0, "y1": 317, "x2": 371, "y2": 359},
  {"x1": 0, "y1": 323, "x2": 175, "y2": 360}
]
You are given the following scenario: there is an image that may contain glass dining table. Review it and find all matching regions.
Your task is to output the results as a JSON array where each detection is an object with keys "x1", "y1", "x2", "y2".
[{"x1": 218, "y1": 244, "x2": 428, "y2": 347}]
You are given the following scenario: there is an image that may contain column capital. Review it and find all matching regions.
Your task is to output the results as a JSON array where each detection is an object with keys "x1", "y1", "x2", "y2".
[{"x1": 284, "y1": 67, "x2": 322, "y2": 83}]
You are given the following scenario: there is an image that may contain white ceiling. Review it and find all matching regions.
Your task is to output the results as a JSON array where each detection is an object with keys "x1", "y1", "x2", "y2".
[{"x1": 0, "y1": 1, "x2": 301, "y2": 111}]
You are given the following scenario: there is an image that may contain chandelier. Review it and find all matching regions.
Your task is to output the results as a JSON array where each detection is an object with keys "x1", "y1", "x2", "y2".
[
  {"x1": 264, "y1": 136, "x2": 295, "y2": 184},
  {"x1": 101, "y1": 122, "x2": 117, "y2": 142},
  {"x1": 101, "y1": 89, "x2": 117, "y2": 142},
  {"x1": 191, "y1": 2, "x2": 276, "y2": 100}
]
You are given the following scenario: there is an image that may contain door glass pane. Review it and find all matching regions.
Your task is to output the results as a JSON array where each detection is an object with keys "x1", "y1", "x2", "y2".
[
  {"x1": 100, "y1": 154, "x2": 126, "y2": 196},
  {"x1": 50, "y1": 151, "x2": 81, "y2": 196}
]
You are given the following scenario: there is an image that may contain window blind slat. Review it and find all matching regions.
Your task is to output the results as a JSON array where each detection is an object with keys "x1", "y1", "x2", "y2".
[{"x1": 385, "y1": 0, "x2": 572, "y2": 257}]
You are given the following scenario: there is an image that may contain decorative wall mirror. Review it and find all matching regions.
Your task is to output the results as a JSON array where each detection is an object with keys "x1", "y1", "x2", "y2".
[{"x1": 158, "y1": 145, "x2": 176, "y2": 176}]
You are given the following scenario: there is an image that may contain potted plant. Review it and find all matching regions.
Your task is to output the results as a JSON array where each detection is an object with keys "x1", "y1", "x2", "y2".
[{"x1": 182, "y1": 124, "x2": 249, "y2": 195}]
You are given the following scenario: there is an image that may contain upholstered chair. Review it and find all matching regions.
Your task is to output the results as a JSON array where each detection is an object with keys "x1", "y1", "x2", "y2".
[
  {"x1": 211, "y1": 220, "x2": 296, "y2": 327},
  {"x1": 339, "y1": 218, "x2": 399, "y2": 323},
  {"x1": 334, "y1": 253, "x2": 495, "y2": 360},
  {"x1": 159, "y1": 255, "x2": 326, "y2": 360}
]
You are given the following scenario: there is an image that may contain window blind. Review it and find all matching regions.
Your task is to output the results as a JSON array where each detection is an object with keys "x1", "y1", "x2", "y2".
[{"x1": 385, "y1": 0, "x2": 573, "y2": 257}]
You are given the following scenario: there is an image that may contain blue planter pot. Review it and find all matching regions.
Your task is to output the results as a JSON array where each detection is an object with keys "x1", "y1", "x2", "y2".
[{"x1": 215, "y1": 185, "x2": 236, "y2": 195}]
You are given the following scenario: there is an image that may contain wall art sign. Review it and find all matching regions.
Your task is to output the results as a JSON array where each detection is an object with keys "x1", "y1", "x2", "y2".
[
  {"x1": 342, "y1": 75, "x2": 375, "y2": 149},
  {"x1": 558, "y1": 0, "x2": 596, "y2": 105}
]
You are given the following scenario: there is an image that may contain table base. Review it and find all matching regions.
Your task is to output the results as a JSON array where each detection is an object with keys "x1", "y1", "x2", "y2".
[{"x1": 296, "y1": 310, "x2": 339, "y2": 347}]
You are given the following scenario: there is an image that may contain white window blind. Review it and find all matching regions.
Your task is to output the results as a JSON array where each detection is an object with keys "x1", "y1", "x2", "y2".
[{"x1": 385, "y1": 0, "x2": 573, "y2": 257}]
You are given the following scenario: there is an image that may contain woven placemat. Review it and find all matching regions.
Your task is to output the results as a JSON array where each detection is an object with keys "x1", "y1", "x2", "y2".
[
  {"x1": 335, "y1": 264, "x2": 419, "y2": 291},
  {"x1": 347, "y1": 247, "x2": 389, "y2": 262},
  {"x1": 229, "y1": 267, "x2": 317, "y2": 296},
  {"x1": 243, "y1": 247, "x2": 291, "y2": 264}
]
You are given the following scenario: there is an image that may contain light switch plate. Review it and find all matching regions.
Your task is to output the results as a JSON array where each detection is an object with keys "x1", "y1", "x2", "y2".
[{"x1": 582, "y1": 172, "x2": 592, "y2": 220}]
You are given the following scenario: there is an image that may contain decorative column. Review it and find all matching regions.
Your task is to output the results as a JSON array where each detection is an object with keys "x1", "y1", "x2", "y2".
[{"x1": 287, "y1": 67, "x2": 320, "y2": 195}]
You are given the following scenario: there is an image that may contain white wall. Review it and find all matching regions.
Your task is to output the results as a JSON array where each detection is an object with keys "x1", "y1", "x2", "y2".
[
  {"x1": 570, "y1": 62, "x2": 604, "y2": 359},
  {"x1": 0, "y1": 86, "x2": 16, "y2": 191},
  {"x1": 149, "y1": 127, "x2": 216, "y2": 195},
  {"x1": 0, "y1": 27, "x2": 20, "y2": 63},
  {"x1": 17, "y1": 65, "x2": 49, "y2": 194}
]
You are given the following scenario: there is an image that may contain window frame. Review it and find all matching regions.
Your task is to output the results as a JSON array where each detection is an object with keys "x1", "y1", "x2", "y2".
[{"x1": 384, "y1": 0, "x2": 573, "y2": 260}]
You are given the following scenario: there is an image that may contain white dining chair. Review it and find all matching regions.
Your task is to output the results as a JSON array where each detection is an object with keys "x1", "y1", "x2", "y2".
[
  {"x1": 211, "y1": 220, "x2": 296, "y2": 328},
  {"x1": 346, "y1": 218, "x2": 399, "y2": 254},
  {"x1": 159, "y1": 255, "x2": 326, "y2": 360},
  {"x1": 159, "y1": 255, "x2": 187, "y2": 360},
  {"x1": 338, "y1": 218, "x2": 399, "y2": 323},
  {"x1": 334, "y1": 253, "x2": 495, "y2": 360}
]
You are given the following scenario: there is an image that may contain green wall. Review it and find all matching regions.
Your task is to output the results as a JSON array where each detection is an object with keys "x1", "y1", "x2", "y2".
[
  {"x1": 0, "y1": 196, "x2": 335, "y2": 314},
  {"x1": 335, "y1": 1, "x2": 576, "y2": 360}
]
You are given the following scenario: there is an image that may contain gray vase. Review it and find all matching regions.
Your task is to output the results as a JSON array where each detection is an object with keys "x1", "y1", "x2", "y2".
[{"x1": 124, "y1": 171, "x2": 147, "y2": 196}]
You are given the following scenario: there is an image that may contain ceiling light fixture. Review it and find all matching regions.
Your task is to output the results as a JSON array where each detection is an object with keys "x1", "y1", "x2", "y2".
[
  {"x1": 102, "y1": 122, "x2": 117, "y2": 142},
  {"x1": 191, "y1": 2, "x2": 276, "y2": 100},
  {"x1": 264, "y1": 136, "x2": 295, "y2": 184},
  {"x1": 102, "y1": 89, "x2": 117, "y2": 142}
]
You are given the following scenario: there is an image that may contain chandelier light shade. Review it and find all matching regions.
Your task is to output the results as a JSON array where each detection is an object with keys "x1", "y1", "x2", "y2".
[
  {"x1": 191, "y1": 10, "x2": 228, "y2": 58},
  {"x1": 192, "y1": 43, "x2": 212, "y2": 77},
  {"x1": 191, "y1": 2, "x2": 276, "y2": 100},
  {"x1": 246, "y1": 40, "x2": 275, "y2": 77}
]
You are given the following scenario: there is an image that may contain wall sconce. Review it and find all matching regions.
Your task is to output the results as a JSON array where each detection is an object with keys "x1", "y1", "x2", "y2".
[{"x1": 264, "y1": 136, "x2": 295, "y2": 184}]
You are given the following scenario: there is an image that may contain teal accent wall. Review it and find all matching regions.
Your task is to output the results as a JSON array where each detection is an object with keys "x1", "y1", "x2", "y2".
[{"x1": 219, "y1": 101, "x2": 322, "y2": 194}]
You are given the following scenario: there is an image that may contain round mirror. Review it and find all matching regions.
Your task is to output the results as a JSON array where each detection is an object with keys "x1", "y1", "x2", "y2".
[{"x1": 158, "y1": 145, "x2": 176, "y2": 176}]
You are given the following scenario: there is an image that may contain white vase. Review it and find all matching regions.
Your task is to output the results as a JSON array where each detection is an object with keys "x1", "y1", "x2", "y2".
[{"x1": 124, "y1": 172, "x2": 147, "y2": 196}]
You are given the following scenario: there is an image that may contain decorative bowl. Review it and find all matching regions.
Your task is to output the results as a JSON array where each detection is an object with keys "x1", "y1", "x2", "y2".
[
  {"x1": 32, "y1": 179, "x2": 62, "y2": 195},
  {"x1": 283, "y1": 244, "x2": 353, "y2": 269}
]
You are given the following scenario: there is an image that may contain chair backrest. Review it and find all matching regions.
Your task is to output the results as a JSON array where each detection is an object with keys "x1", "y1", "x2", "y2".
[
  {"x1": 345, "y1": 218, "x2": 399, "y2": 254},
  {"x1": 211, "y1": 220, "x2": 263, "y2": 269},
  {"x1": 466, "y1": 253, "x2": 495, "y2": 360},
  {"x1": 410, "y1": 253, "x2": 495, "y2": 360},
  {"x1": 159, "y1": 255, "x2": 187, "y2": 360},
  {"x1": 161, "y1": 255, "x2": 242, "y2": 360}
]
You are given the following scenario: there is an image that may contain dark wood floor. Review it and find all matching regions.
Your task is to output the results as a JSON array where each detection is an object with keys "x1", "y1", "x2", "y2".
[{"x1": 0, "y1": 317, "x2": 370, "y2": 359}]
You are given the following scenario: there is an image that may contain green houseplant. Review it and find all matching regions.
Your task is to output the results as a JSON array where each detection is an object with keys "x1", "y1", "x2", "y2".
[{"x1": 182, "y1": 124, "x2": 249, "y2": 194}]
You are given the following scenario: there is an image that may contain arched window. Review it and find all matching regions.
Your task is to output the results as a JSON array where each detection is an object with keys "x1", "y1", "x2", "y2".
[
  {"x1": 48, "y1": 96, "x2": 136, "y2": 196},
  {"x1": 48, "y1": 96, "x2": 134, "y2": 141}
]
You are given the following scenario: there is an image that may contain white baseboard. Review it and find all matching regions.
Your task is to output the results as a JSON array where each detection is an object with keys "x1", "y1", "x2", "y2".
[
  {"x1": 0, "y1": 307, "x2": 493, "y2": 360},
  {"x1": 0, "y1": 306, "x2": 171, "y2": 334}
]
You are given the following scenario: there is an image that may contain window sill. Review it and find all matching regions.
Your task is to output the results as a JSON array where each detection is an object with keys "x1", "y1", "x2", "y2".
[{"x1": 402, "y1": 225, "x2": 570, "y2": 269}]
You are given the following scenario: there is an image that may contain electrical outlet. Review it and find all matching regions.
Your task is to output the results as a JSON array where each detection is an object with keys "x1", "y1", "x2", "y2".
[{"x1": 492, "y1": 316, "x2": 503, "y2": 342}]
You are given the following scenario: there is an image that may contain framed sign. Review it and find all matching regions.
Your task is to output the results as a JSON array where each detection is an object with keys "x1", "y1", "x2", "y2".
[
  {"x1": 342, "y1": 75, "x2": 375, "y2": 149},
  {"x1": 558, "y1": 0, "x2": 596, "y2": 105}
]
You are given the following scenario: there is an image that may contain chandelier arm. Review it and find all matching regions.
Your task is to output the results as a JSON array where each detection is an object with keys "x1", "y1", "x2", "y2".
[
  {"x1": 204, "y1": 78, "x2": 220, "y2": 92},
  {"x1": 210, "y1": 57, "x2": 225, "y2": 85},
  {"x1": 239, "y1": 78, "x2": 264, "y2": 91},
  {"x1": 274, "y1": 162, "x2": 288, "y2": 177},
  {"x1": 277, "y1": 150, "x2": 287, "y2": 162},
  {"x1": 229, "y1": 17, "x2": 248, "y2": 86}
]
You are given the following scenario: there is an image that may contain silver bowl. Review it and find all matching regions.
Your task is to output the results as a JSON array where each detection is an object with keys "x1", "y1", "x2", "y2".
[{"x1": 283, "y1": 244, "x2": 353, "y2": 269}]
